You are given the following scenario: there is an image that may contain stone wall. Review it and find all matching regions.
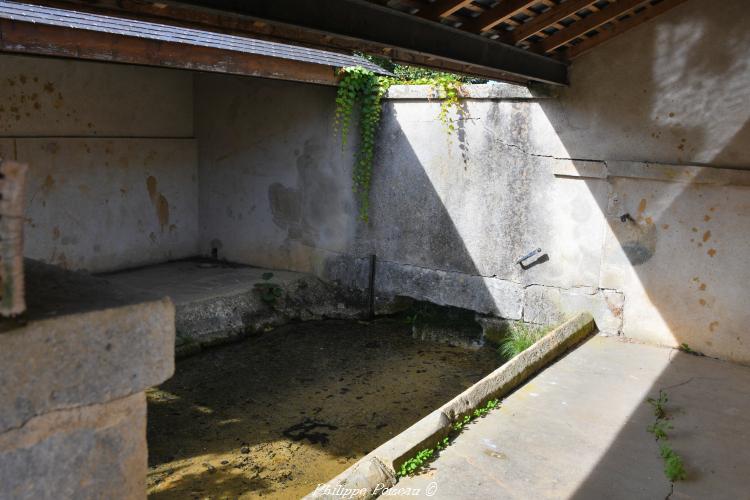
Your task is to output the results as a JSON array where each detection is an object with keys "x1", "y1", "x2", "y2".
[
  {"x1": 194, "y1": 0, "x2": 750, "y2": 364},
  {"x1": 0, "y1": 55, "x2": 198, "y2": 273}
]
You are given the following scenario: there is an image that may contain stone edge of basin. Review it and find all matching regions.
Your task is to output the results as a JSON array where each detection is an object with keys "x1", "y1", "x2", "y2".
[
  {"x1": 304, "y1": 311, "x2": 596, "y2": 500},
  {"x1": 0, "y1": 297, "x2": 176, "y2": 435}
]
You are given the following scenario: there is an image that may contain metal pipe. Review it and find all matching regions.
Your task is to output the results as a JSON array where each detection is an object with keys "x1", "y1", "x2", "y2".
[
  {"x1": 367, "y1": 254, "x2": 376, "y2": 320},
  {"x1": 516, "y1": 247, "x2": 542, "y2": 265}
]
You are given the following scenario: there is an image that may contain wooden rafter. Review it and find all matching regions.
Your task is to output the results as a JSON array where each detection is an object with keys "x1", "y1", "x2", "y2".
[
  {"x1": 532, "y1": 0, "x2": 651, "y2": 53},
  {"x1": 463, "y1": 0, "x2": 537, "y2": 33},
  {"x1": 511, "y1": 0, "x2": 598, "y2": 43},
  {"x1": 567, "y1": 0, "x2": 688, "y2": 58},
  {"x1": 0, "y1": 19, "x2": 343, "y2": 86},
  {"x1": 417, "y1": 0, "x2": 475, "y2": 21}
]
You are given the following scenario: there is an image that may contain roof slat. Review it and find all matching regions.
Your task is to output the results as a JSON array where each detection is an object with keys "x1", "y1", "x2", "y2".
[
  {"x1": 462, "y1": 0, "x2": 538, "y2": 33},
  {"x1": 532, "y1": 0, "x2": 652, "y2": 53},
  {"x1": 511, "y1": 0, "x2": 598, "y2": 42},
  {"x1": 567, "y1": 0, "x2": 688, "y2": 58},
  {"x1": 417, "y1": 0, "x2": 476, "y2": 21}
]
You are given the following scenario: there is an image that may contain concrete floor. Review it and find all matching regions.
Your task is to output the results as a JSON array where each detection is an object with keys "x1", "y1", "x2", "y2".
[{"x1": 394, "y1": 336, "x2": 750, "y2": 499}]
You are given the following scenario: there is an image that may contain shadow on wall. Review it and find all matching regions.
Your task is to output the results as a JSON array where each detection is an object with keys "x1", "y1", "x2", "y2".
[
  {"x1": 325, "y1": 112, "x2": 500, "y2": 315},
  {"x1": 537, "y1": 0, "x2": 750, "y2": 364}
]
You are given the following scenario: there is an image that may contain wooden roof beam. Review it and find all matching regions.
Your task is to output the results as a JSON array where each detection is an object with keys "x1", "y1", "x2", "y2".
[
  {"x1": 417, "y1": 0, "x2": 476, "y2": 21},
  {"x1": 511, "y1": 0, "x2": 598, "y2": 43},
  {"x1": 22, "y1": 0, "x2": 568, "y2": 84},
  {"x1": 0, "y1": 19, "x2": 343, "y2": 86},
  {"x1": 533, "y1": 0, "x2": 651, "y2": 53},
  {"x1": 463, "y1": 0, "x2": 538, "y2": 33},
  {"x1": 567, "y1": 0, "x2": 688, "y2": 59}
]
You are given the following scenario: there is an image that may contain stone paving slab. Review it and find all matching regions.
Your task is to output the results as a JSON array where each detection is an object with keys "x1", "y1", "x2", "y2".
[{"x1": 394, "y1": 336, "x2": 750, "y2": 499}]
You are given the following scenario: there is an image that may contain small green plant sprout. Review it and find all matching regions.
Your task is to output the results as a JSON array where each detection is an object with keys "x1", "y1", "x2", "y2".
[
  {"x1": 678, "y1": 343, "x2": 703, "y2": 356},
  {"x1": 660, "y1": 443, "x2": 687, "y2": 481},
  {"x1": 452, "y1": 414, "x2": 472, "y2": 432},
  {"x1": 472, "y1": 399, "x2": 500, "y2": 419},
  {"x1": 647, "y1": 390, "x2": 669, "y2": 419},
  {"x1": 254, "y1": 277, "x2": 284, "y2": 305},
  {"x1": 404, "y1": 312, "x2": 420, "y2": 325},
  {"x1": 397, "y1": 448, "x2": 434, "y2": 477},
  {"x1": 435, "y1": 437, "x2": 450, "y2": 451},
  {"x1": 499, "y1": 322, "x2": 551, "y2": 360},
  {"x1": 647, "y1": 420, "x2": 672, "y2": 441}
]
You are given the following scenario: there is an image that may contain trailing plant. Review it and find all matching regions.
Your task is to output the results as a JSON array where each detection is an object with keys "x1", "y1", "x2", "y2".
[
  {"x1": 334, "y1": 63, "x2": 467, "y2": 221},
  {"x1": 334, "y1": 66, "x2": 387, "y2": 222},
  {"x1": 498, "y1": 322, "x2": 551, "y2": 360}
]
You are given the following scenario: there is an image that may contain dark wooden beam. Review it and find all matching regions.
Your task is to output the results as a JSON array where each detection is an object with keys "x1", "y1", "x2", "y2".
[
  {"x1": 25, "y1": 0, "x2": 568, "y2": 84},
  {"x1": 417, "y1": 0, "x2": 475, "y2": 21},
  {"x1": 462, "y1": 0, "x2": 537, "y2": 33},
  {"x1": 0, "y1": 19, "x2": 341, "y2": 85},
  {"x1": 511, "y1": 0, "x2": 597, "y2": 43},
  {"x1": 532, "y1": 0, "x2": 651, "y2": 53},
  {"x1": 567, "y1": 0, "x2": 688, "y2": 59}
]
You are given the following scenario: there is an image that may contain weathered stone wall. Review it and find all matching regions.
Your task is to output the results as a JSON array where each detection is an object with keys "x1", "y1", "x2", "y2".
[
  {"x1": 194, "y1": 0, "x2": 750, "y2": 363},
  {"x1": 0, "y1": 54, "x2": 199, "y2": 272}
]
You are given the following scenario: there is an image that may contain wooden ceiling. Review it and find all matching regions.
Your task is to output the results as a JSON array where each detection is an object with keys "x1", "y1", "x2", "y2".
[{"x1": 371, "y1": 0, "x2": 687, "y2": 60}]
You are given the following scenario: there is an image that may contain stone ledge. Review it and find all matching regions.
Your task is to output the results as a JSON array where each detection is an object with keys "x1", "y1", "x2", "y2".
[
  {"x1": 383, "y1": 82, "x2": 554, "y2": 101},
  {"x1": 305, "y1": 312, "x2": 596, "y2": 499},
  {"x1": 0, "y1": 296, "x2": 174, "y2": 434},
  {"x1": 552, "y1": 159, "x2": 750, "y2": 186}
]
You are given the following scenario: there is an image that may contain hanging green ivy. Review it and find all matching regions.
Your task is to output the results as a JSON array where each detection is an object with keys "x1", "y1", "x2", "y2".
[
  {"x1": 334, "y1": 66, "x2": 464, "y2": 222},
  {"x1": 334, "y1": 66, "x2": 387, "y2": 222}
]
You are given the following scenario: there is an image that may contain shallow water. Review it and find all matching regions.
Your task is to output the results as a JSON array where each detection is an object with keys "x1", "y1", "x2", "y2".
[{"x1": 147, "y1": 318, "x2": 498, "y2": 499}]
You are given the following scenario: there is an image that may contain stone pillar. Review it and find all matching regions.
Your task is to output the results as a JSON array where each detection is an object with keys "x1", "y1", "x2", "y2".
[{"x1": 0, "y1": 260, "x2": 175, "y2": 499}]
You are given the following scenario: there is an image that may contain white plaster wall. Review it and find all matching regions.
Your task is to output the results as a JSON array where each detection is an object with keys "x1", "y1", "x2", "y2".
[
  {"x1": 0, "y1": 55, "x2": 192, "y2": 137},
  {"x1": 0, "y1": 55, "x2": 198, "y2": 272},
  {"x1": 21, "y1": 138, "x2": 198, "y2": 272},
  {"x1": 194, "y1": 73, "x2": 358, "y2": 273}
]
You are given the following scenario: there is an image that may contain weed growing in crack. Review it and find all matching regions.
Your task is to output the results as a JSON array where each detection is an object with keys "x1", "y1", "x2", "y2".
[
  {"x1": 646, "y1": 390, "x2": 687, "y2": 483},
  {"x1": 647, "y1": 390, "x2": 668, "y2": 419},
  {"x1": 660, "y1": 443, "x2": 687, "y2": 481},
  {"x1": 646, "y1": 420, "x2": 673, "y2": 441},
  {"x1": 678, "y1": 343, "x2": 704, "y2": 357}
]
